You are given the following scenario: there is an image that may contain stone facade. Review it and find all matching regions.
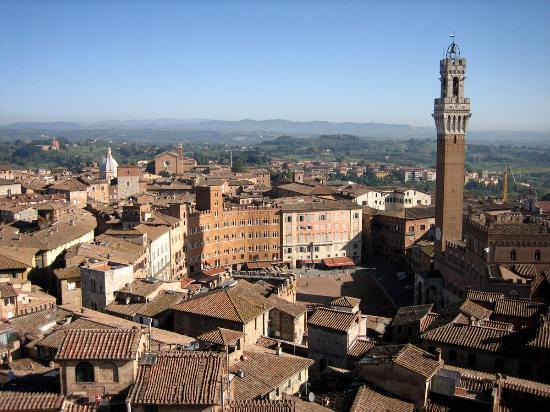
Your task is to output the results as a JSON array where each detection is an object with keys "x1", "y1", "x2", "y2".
[{"x1": 117, "y1": 165, "x2": 141, "y2": 200}]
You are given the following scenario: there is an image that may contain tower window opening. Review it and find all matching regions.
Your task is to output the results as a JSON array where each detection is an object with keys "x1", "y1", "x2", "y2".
[
  {"x1": 453, "y1": 77, "x2": 459, "y2": 97},
  {"x1": 454, "y1": 136, "x2": 457, "y2": 144},
  {"x1": 510, "y1": 249, "x2": 517, "y2": 261}
]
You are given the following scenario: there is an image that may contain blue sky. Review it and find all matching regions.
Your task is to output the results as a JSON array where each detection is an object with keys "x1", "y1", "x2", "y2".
[{"x1": 1, "y1": 0, "x2": 549, "y2": 130}]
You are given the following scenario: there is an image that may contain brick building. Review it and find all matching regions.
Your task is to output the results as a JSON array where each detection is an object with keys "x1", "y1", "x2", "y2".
[
  {"x1": 417, "y1": 210, "x2": 550, "y2": 307},
  {"x1": 154, "y1": 144, "x2": 197, "y2": 175},
  {"x1": 365, "y1": 206, "x2": 434, "y2": 266},
  {"x1": 56, "y1": 329, "x2": 145, "y2": 397},
  {"x1": 187, "y1": 185, "x2": 281, "y2": 274}
]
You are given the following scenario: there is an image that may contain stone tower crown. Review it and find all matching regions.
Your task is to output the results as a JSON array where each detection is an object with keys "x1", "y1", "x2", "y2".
[{"x1": 433, "y1": 38, "x2": 471, "y2": 136}]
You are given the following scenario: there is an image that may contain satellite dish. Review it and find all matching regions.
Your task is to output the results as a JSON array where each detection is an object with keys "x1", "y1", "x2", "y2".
[{"x1": 308, "y1": 392, "x2": 315, "y2": 402}]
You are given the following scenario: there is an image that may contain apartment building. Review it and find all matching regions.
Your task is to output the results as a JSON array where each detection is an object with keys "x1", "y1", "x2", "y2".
[
  {"x1": 279, "y1": 200, "x2": 362, "y2": 267},
  {"x1": 187, "y1": 184, "x2": 281, "y2": 274}
]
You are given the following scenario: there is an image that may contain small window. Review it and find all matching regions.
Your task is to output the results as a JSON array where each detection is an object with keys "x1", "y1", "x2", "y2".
[
  {"x1": 534, "y1": 249, "x2": 541, "y2": 261},
  {"x1": 75, "y1": 362, "x2": 94, "y2": 383},
  {"x1": 510, "y1": 249, "x2": 517, "y2": 261},
  {"x1": 453, "y1": 77, "x2": 459, "y2": 97}
]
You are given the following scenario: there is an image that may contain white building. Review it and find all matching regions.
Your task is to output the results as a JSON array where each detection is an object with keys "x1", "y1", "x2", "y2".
[
  {"x1": 81, "y1": 262, "x2": 134, "y2": 311},
  {"x1": 99, "y1": 147, "x2": 118, "y2": 181},
  {"x1": 135, "y1": 224, "x2": 171, "y2": 280},
  {"x1": 343, "y1": 186, "x2": 431, "y2": 211}
]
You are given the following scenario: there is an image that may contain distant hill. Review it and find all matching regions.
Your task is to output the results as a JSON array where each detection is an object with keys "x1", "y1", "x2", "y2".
[
  {"x1": 1, "y1": 121, "x2": 82, "y2": 130},
  {"x1": 1, "y1": 118, "x2": 548, "y2": 144}
]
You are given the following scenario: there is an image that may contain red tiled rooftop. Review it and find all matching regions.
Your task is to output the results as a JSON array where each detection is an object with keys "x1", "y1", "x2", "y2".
[{"x1": 56, "y1": 328, "x2": 142, "y2": 360}]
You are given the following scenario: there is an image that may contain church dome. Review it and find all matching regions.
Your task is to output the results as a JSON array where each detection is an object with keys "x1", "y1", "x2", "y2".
[{"x1": 100, "y1": 147, "x2": 118, "y2": 179}]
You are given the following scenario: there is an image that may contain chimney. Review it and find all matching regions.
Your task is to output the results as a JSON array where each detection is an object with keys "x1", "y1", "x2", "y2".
[{"x1": 434, "y1": 347, "x2": 442, "y2": 362}]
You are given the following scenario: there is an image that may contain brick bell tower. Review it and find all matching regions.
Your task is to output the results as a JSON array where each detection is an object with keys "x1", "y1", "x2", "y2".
[{"x1": 433, "y1": 35, "x2": 471, "y2": 257}]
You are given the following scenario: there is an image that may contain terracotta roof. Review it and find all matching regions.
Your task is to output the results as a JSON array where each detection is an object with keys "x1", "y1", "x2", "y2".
[
  {"x1": 331, "y1": 296, "x2": 360, "y2": 309},
  {"x1": 255, "y1": 336, "x2": 280, "y2": 350},
  {"x1": 56, "y1": 329, "x2": 142, "y2": 360},
  {"x1": 493, "y1": 298, "x2": 546, "y2": 318},
  {"x1": 105, "y1": 301, "x2": 147, "y2": 317},
  {"x1": 0, "y1": 246, "x2": 36, "y2": 268},
  {"x1": 477, "y1": 319, "x2": 514, "y2": 331},
  {"x1": 0, "y1": 391, "x2": 64, "y2": 411},
  {"x1": 0, "y1": 254, "x2": 29, "y2": 270},
  {"x1": 466, "y1": 290, "x2": 504, "y2": 304},
  {"x1": 459, "y1": 300, "x2": 492, "y2": 320},
  {"x1": 64, "y1": 403, "x2": 98, "y2": 412},
  {"x1": 32, "y1": 318, "x2": 114, "y2": 350},
  {"x1": 497, "y1": 375, "x2": 550, "y2": 398},
  {"x1": 173, "y1": 286, "x2": 273, "y2": 323},
  {"x1": 528, "y1": 318, "x2": 550, "y2": 349},
  {"x1": 53, "y1": 265, "x2": 81, "y2": 280},
  {"x1": 59, "y1": 304, "x2": 195, "y2": 347},
  {"x1": 0, "y1": 209, "x2": 97, "y2": 251},
  {"x1": 393, "y1": 344, "x2": 441, "y2": 378},
  {"x1": 225, "y1": 400, "x2": 295, "y2": 411},
  {"x1": 349, "y1": 385, "x2": 414, "y2": 412},
  {"x1": 269, "y1": 296, "x2": 307, "y2": 317},
  {"x1": 128, "y1": 351, "x2": 224, "y2": 406},
  {"x1": 513, "y1": 264, "x2": 539, "y2": 279},
  {"x1": 49, "y1": 179, "x2": 88, "y2": 192},
  {"x1": 420, "y1": 323, "x2": 517, "y2": 354},
  {"x1": 308, "y1": 307, "x2": 360, "y2": 332},
  {"x1": 230, "y1": 351, "x2": 314, "y2": 401},
  {"x1": 347, "y1": 339, "x2": 376, "y2": 358},
  {"x1": 0, "y1": 282, "x2": 17, "y2": 298},
  {"x1": 118, "y1": 279, "x2": 163, "y2": 298},
  {"x1": 390, "y1": 304, "x2": 433, "y2": 326},
  {"x1": 197, "y1": 327, "x2": 246, "y2": 346},
  {"x1": 136, "y1": 290, "x2": 186, "y2": 318},
  {"x1": 134, "y1": 223, "x2": 170, "y2": 241},
  {"x1": 9, "y1": 307, "x2": 72, "y2": 337}
]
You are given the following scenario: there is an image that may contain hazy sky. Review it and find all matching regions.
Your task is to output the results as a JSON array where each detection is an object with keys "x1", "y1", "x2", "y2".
[{"x1": 1, "y1": 0, "x2": 549, "y2": 130}]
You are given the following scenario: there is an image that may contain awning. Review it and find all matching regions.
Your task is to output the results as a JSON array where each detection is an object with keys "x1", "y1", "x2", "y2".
[
  {"x1": 202, "y1": 267, "x2": 227, "y2": 277},
  {"x1": 246, "y1": 261, "x2": 272, "y2": 270},
  {"x1": 322, "y1": 257, "x2": 356, "y2": 268}
]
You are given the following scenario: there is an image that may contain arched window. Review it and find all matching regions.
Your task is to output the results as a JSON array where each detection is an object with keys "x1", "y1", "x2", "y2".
[
  {"x1": 510, "y1": 249, "x2": 517, "y2": 261},
  {"x1": 75, "y1": 362, "x2": 94, "y2": 383},
  {"x1": 99, "y1": 362, "x2": 119, "y2": 382},
  {"x1": 534, "y1": 249, "x2": 541, "y2": 262},
  {"x1": 453, "y1": 77, "x2": 459, "y2": 97}
]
